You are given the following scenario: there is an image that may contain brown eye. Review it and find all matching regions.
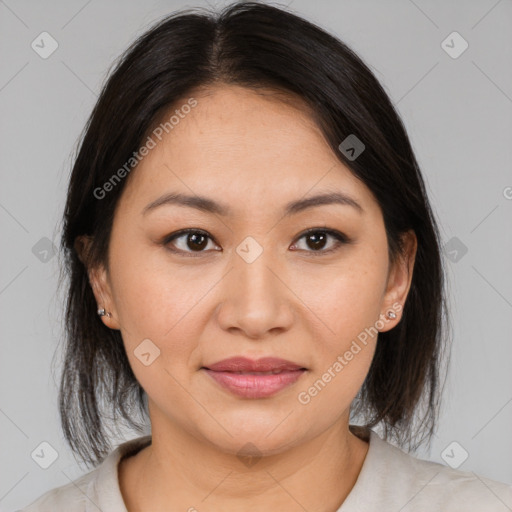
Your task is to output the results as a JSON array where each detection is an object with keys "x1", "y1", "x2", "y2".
[
  {"x1": 163, "y1": 227, "x2": 350, "y2": 258},
  {"x1": 184, "y1": 232, "x2": 208, "y2": 251},
  {"x1": 305, "y1": 231, "x2": 328, "y2": 250},
  {"x1": 164, "y1": 229, "x2": 219, "y2": 255},
  {"x1": 291, "y1": 228, "x2": 349, "y2": 255}
]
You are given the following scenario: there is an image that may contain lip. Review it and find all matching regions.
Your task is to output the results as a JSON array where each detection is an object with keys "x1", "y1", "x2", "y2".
[
  {"x1": 204, "y1": 356, "x2": 305, "y2": 373},
  {"x1": 202, "y1": 356, "x2": 307, "y2": 399}
]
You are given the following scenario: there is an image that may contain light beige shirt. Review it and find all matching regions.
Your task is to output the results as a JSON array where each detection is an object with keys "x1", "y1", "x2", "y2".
[{"x1": 19, "y1": 429, "x2": 512, "y2": 511}]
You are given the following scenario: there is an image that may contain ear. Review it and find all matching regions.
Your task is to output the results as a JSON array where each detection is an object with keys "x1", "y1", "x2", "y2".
[
  {"x1": 74, "y1": 235, "x2": 120, "y2": 330},
  {"x1": 378, "y1": 229, "x2": 417, "y2": 332}
]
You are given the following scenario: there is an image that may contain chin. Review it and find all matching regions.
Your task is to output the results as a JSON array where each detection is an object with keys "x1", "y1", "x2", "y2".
[{"x1": 196, "y1": 417, "x2": 304, "y2": 457}]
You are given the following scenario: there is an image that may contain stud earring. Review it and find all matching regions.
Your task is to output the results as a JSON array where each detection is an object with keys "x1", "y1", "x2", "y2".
[
  {"x1": 386, "y1": 310, "x2": 397, "y2": 319},
  {"x1": 97, "y1": 308, "x2": 112, "y2": 318}
]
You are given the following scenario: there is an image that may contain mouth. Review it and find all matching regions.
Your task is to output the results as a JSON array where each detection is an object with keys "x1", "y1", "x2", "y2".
[
  {"x1": 212, "y1": 369, "x2": 298, "y2": 375},
  {"x1": 203, "y1": 356, "x2": 307, "y2": 373},
  {"x1": 201, "y1": 356, "x2": 307, "y2": 399}
]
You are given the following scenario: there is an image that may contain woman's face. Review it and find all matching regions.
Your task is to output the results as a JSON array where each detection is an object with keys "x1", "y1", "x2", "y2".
[{"x1": 89, "y1": 84, "x2": 416, "y2": 456}]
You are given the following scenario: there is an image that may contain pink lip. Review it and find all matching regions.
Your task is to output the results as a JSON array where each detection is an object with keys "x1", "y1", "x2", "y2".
[
  {"x1": 202, "y1": 357, "x2": 307, "y2": 399},
  {"x1": 205, "y1": 356, "x2": 305, "y2": 372}
]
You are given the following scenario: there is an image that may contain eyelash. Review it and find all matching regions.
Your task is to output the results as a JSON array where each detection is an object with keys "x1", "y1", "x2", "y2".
[{"x1": 162, "y1": 227, "x2": 351, "y2": 258}]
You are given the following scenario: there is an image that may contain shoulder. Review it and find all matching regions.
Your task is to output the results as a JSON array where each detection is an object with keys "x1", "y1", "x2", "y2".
[
  {"x1": 18, "y1": 435, "x2": 152, "y2": 512},
  {"x1": 342, "y1": 428, "x2": 512, "y2": 512},
  {"x1": 17, "y1": 469, "x2": 97, "y2": 512}
]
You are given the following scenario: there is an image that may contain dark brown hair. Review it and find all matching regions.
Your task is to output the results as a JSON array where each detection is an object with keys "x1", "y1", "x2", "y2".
[{"x1": 57, "y1": 0, "x2": 450, "y2": 467}]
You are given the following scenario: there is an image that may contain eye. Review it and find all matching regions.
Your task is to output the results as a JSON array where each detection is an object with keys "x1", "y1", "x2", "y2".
[
  {"x1": 163, "y1": 229, "x2": 220, "y2": 256},
  {"x1": 290, "y1": 228, "x2": 350, "y2": 255},
  {"x1": 162, "y1": 227, "x2": 351, "y2": 257}
]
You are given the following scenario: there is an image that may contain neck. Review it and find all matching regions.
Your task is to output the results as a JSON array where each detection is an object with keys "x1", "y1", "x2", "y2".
[{"x1": 119, "y1": 416, "x2": 369, "y2": 511}]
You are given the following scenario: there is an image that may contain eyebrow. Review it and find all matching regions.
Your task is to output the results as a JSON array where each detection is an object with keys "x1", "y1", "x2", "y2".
[{"x1": 142, "y1": 190, "x2": 364, "y2": 217}]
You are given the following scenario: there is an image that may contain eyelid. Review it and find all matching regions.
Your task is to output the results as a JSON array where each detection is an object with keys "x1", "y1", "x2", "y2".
[
  {"x1": 162, "y1": 228, "x2": 220, "y2": 257},
  {"x1": 290, "y1": 227, "x2": 351, "y2": 255},
  {"x1": 162, "y1": 227, "x2": 351, "y2": 256}
]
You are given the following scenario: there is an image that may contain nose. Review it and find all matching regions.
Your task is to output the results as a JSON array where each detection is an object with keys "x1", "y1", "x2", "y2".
[{"x1": 215, "y1": 244, "x2": 295, "y2": 339}]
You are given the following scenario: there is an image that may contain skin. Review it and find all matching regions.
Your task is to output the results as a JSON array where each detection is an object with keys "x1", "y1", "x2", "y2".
[{"x1": 81, "y1": 84, "x2": 417, "y2": 511}]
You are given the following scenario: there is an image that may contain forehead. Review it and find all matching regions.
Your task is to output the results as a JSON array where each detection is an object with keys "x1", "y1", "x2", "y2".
[{"x1": 118, "y1": 84, "x2": 378, "y2": 217}]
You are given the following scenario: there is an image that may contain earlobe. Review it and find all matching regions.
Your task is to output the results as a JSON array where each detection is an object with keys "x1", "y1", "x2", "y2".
[
  {"x1": 379, "y1": 230, "x2": 417, "y2": 331},
  {"x1": 97, "y1": 308, "x2": 112, "y2": 318},
  {"x1": 74, "y1": 235, "x2": 120, "y2": 330},
  {"x1": 88, "y1": 265, "x2": 120, "y2": 330}
]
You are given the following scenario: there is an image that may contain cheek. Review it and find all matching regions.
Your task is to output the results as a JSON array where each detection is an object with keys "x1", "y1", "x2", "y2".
[
  {"x1": 300, "y1": 253, "x2": 387, "y2": 342},
  {"x1": 109, "y1": 258, "x2": 206, "y2": 406},
  {"x1": 108, "y1": 236, "x2": 206, "y2": 359},
  {"x1": 292, "y1": 248, "x2": 387, "y2": 402},
  {"x1": 295, "y1": 271, "x2": 382, "y2": 414}
]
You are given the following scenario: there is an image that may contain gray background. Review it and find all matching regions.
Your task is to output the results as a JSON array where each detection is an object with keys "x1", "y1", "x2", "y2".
[{"x1": 1, "y1": 0, "x2": 511, "y2": 510}]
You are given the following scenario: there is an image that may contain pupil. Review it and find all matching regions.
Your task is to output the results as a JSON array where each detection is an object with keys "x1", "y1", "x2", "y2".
[
  {"x1": 188, "y1": 233, "x2": 207, "y2": 251},
  {"x1": 308, "y1": 232, "x2": 326, "y2": 250}
]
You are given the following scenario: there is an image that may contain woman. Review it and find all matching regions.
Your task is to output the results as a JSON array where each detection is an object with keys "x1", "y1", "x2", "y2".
[{"x1": 21, "y1": 1, "x2": 512, "y2": 511}]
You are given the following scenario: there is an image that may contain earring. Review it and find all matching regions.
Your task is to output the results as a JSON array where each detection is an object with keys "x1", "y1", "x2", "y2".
[
  {"x1": 97, "y1": 308, "x2": 112, "y2": 318},
  {"x1": 386, "y1": 310, "x2": 397, "y2": 319}
]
